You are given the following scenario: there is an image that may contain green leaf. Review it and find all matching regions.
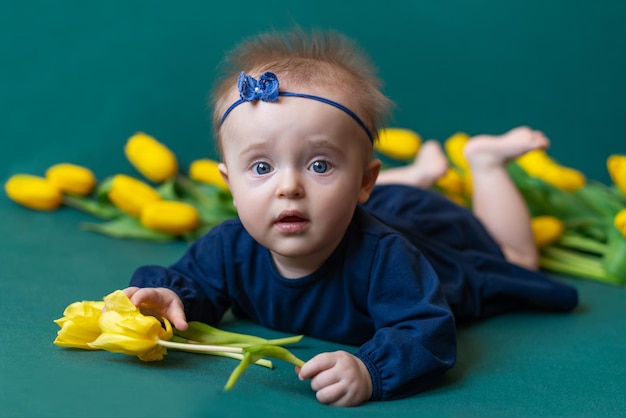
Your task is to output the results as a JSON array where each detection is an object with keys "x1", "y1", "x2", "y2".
[
  {"x1": 508, "y1": 163, "x2": 598, "y2": 221},
  {"x1": 601, "y1": 227, "x2": 626, "y2": 281},
  {"x1": 80, "y1": 216, "x2": 176, "y2": 242},
  {"x1": 156, "y1": 177, "x2": 180, "y2": 200},
  {"x1": 575, "y1": 181, "x2": 625, "y2": 220},
  {"x1": 94, "y1": 176, "x2": 114, "y2": 204},
  {"x1": 175, "y1": 322, "x2": 303, "y2": 347},
  {"x1": 62, "y1": 195, "x2": 122, "y2": 220},
  {"x1": 224, "y1": 345, "x2": 305, "y2": 391}
]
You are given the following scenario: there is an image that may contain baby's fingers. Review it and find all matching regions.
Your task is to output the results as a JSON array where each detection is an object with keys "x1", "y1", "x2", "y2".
[
  {"x1": 297, "y1": 352, "x2": 336, "y2": 380},
  {"x1": 125, "y1": 287, "x2": 188, "y2": 331},
  {"x1": 164, "y1": 300, "x2": 188, "y2": 331}
]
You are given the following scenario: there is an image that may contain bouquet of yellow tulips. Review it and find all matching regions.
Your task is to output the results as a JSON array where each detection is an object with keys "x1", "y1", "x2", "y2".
[
  {"x1": 54, "y1": 290, "x2": 305, "y2": 390},
  {"x1": 374, "y1": 128, "x2": 626, "y2": 287},
  {"x1": 5, "y1": 132, "x2": 237, "y2": 242}
]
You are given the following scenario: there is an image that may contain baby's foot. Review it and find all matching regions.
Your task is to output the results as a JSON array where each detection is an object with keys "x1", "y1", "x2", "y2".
[
  {"x1": 411, "y1": 140, "x2": 449, "y2": 183},
  {"x1": 376, "y1": 140, "x2": 449, "y2": 188},
  {"x1": 463, "y1": 126, "x2": 550, "y2": 170}
]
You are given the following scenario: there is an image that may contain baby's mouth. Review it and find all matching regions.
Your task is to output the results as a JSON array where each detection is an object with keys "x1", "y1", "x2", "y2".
[
  {"x1": 275, "y1": 212, "x2": 309, "y2": 233},
  {"x1": 279, "y1": 215, "x2": 306, "y2": 223}
]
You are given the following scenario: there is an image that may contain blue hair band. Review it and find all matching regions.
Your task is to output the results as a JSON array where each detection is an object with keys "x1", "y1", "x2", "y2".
[{"x1": 219, "y1": 71, "x2": 374, "y2": 142}]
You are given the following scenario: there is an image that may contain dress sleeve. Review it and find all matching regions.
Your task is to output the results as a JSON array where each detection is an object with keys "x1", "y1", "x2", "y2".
[
  {"x1": 354, "y1": 236, "x2": 457, "y2": 401},
  {"x1": 129, "y1": 228, "x2": 231, "y2": 325}
]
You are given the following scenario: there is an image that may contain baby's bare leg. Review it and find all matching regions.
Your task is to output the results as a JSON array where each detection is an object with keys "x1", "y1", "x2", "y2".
[
  {"x1": 376, "y1": 140, "x2": 449, "y2": 188},
  {"x1": 464, "y1": 126, "x2": 549, "y2": 270}
]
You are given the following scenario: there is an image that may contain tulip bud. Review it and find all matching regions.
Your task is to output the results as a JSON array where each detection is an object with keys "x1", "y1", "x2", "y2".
[
  {"x1": 140, "y1": 200, "x2": 200, "y2": 234},
  {"x1": 517, "y1": 150, "x2": 586, "y2": 191},
  {"x1": 444, "y1": 132, "x2": 470, "y2": 172},
  {"x1": 607, "y1": 155, "x2": 626, "y2": 196},
  {"x1": 541, "y1": 166, "x2": 586, "y2": 192},
  {"x1": 46, "y1": 163, "x2": 97, "y2": 196},
  {"x1": 125, "y1": 132, "x2": 178, "y2": 183},
  {"x1": 516, "y1": 149, "x2": 552, "y2": 176},
  {"x1": 375, "y1": 128, "x2": 422, "y2": 161},
  {"x1": 531, "y1": 216, "x2": 565, "y2": 248},
  {"x1": 107, "y1": 174, "x2": 162, "y2": 216},
  {"x1": 435, "y1": 167, "x2": 465, "y2": 195},
  {"x1": 189, "y1": 159, "x2": 228, "y2": 189},
  {"x1": 4, "y1": 174, "x2": 63, "y2": 211}
]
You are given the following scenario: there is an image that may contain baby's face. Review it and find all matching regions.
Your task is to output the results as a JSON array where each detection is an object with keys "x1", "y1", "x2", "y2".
[{"x1": 218, "y1": 89, "x2": 379, "y2": 277}]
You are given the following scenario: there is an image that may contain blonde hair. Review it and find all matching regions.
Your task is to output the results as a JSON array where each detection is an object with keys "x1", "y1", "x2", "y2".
[{"x1": 210, "y1": 28, "x2": 393, "y2": 152}]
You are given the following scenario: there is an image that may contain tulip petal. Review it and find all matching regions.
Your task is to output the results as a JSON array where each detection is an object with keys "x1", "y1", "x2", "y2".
[
  {"x1": 125, "y1": 132, "x2": 178, "y2": 183},
  {"x1": 4, "y1": 174, "x2": 62, "y2": 211},
  {"x1": 46, "y1": 163, "x2": 97, "y2": 196},
  {"x1": 140, "y1": 201, "x2": 200, "y2": 234},
  {"x1": 88, "y1": 332, "x2": 158, "y2": 354},
  {"x1": 107, "y1": 174, "x2": 162, "y2": 216},
  {"x1": 104, "y1": 290, "x2": 139, "y2": 313}
]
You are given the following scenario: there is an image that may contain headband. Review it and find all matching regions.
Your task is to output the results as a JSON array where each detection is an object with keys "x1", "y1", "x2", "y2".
[{"x1": 219, "y1": 71, "x2": 374, "y2": 142}]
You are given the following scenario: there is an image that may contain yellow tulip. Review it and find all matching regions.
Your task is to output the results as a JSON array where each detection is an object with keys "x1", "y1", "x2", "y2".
[
  {"x1": 189, "y1": 159, "x2": 229, "y2": 189},
  {"x1": 4, "y1": 174, "x2": 63, "y2": 210},
  {"x1": 140, "y1": 200, "x2": 200, "y2": 234},
  {"x1": 107, "y1": 174, "x2": 162, "y2": 216},
  {"x1": 88, "y1": 290, "x2": 173, "y2": 362},
  {"x1": 375, "y1": 128, "x2": 422, "y2": 161},
  {"x1": 531, "y1": 216, "x2": 565, "y2": 248},
  {"x1": 444, "y1": 132, "x2": 470, "y2": 172},
  {"x1": 515, "y1": 149, "x2": 553, "y2": 177},
  {"x1": 125, "y1": 132, "x2": 178, "y2": 183},
  {"x1": 615, "y1": 209, "x2": 626, "y2": 239},
  {"x1": 517, "y1": 149, "x2": 586, "y2": 191},
  {"x1": 53, "y1": 301, "x2": 105, "y2": 349},
  {"x1": 46, "y1": 163, "x2": 97, "y2": 196},
  {"x1": 607, "y1": 155, "x2": 626, "y2": 196},
  {"x1": 435, "y1": 167, "x2": 470, "y2": 205},
  {"x1": 541, "y1": 166, "x2": 586, "y2": 192},
  {"x1": 436, "y1": 167, "x2": 465, "y2": 195}
]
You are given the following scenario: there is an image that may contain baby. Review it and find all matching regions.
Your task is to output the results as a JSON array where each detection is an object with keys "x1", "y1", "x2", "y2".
[{"x1": 123, "y1": 28, "x2": 578, "y2": 406}]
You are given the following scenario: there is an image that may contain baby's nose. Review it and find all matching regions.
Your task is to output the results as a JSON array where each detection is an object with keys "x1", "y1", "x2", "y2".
[{"x1": 276, "y1": 172, "x2": 305, "y2": 198}]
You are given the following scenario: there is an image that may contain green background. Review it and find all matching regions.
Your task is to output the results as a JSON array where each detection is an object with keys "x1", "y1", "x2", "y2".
[{"x1": 1, "y1": 1, "x2": 625, "y2": 417}]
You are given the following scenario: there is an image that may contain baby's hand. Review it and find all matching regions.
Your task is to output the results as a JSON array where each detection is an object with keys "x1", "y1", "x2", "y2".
[
  {"x1": 296, "y1": 350, "x2": 372, "y2": 406},
  {"x1": 123, "y1": 287, "x2": 188, "y2": 331}
]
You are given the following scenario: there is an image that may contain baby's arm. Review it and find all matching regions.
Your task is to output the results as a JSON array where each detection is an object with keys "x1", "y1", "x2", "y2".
[
  {"x1": 124, "y1": 286, "x2": 189, "y2": 331},
  {"x1": 296, "y1": 351, "x2": 372, "y2": 406}
]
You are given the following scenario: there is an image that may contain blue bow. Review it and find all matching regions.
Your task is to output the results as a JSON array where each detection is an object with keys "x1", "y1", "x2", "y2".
[{"x1": 237, "y1": 71, "x2": 280, "y2": 102}]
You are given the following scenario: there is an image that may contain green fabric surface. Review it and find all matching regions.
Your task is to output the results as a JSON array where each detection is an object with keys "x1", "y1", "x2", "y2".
[{"x1": 1, "y1": 2, "x2": 625, "y2": 417}]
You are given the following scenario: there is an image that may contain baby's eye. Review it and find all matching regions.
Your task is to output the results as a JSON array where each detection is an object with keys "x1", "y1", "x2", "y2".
[
  {"x1": 309, "y1": 160, "x2": 330, "y2": 174},
  {"x1": 252, "y1": 162, "x2": 273, "y2": 175}
]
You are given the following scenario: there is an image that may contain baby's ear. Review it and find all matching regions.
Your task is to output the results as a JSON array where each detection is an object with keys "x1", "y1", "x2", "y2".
[
  {"x1": 218, "y1": 163, "x2": 229, "y2": 184},
  {"x1": 358, "y1": 159, "x2": 381, "y2": 203},
  {"x1": 218, "y1": 163, "x2": 236, "y2": 207}
]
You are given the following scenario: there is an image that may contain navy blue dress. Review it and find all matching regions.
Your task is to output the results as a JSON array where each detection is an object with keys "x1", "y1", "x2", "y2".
[
  {"x1": 363, "y1": 185, "x2": 578, "y2": 321},
  {"x1": 129, "y1": 184, "x2": 578, "y2": 401}
]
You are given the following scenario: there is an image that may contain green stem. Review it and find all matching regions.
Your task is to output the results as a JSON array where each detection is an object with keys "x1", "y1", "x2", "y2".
[
  {"x1": 557, "y1": 232, "x2": 607, "y2": 255},
  {"x1": 175, "y1": 174, "x2": 214, "y2": 207},
  {"x1": 541, "y1": 246, "x2": 605, "y2": 273},
  {"x1": 540, "y1": 256, "x2": 623, "y2": 286},
  {"x1": 158, "y1": 335, "x2": 274, "y2": 369},
  {"x1": 157, "y1": 339, "x2": 243, "y2": 354}
]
